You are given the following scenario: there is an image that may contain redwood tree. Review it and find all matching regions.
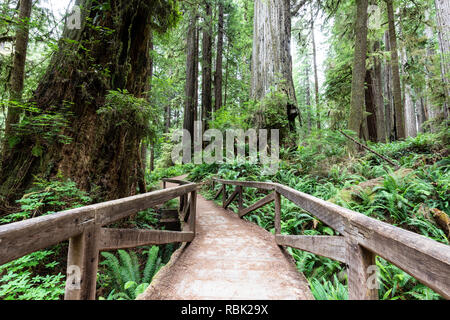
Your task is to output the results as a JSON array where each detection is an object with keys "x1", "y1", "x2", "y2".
[
  {"x1": 0, "y1": 0, "x2": 178, "y2": 205},
  {"x1": 386, "y1": 0, "x2": 405, "y2": 139},
  {"x1": 3, "y1": 0, "x2": 32, "y2": 152},
  {"x1": 251, "y1": 0, "x2": 299, "y2": 140},
  {"x1": 214, "y1": 1, "x2": 224, "y2": 112},
  {"x1": 348, "y1": 0, "x2": 369, "y2": 139}
]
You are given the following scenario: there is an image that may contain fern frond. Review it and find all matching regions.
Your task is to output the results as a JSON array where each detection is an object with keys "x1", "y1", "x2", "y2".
[
  {"x1": 143, "y1": 246, "x2": 159, "y2": 283},
  {"x1": 118, "y1": 250, "x2": 135, "y2": 283},
  {"x1": 130, "y1": 251, "x2": 141, "y2": 284}
]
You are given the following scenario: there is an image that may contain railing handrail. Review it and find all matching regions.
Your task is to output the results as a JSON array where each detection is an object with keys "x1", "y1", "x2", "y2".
[
  {"x1": 213, "y1": 178, "x2": 450, "y2": 299},
  {"x1": 162, "y1": 178, "x2": 192, "y2": 186}
]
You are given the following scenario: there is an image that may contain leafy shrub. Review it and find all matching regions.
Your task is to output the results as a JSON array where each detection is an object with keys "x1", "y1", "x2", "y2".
[
  {"x1": 99, "y1": 244, "x2": 176, "y2": 300},
  {"x1": 0, "y1": 176, "x2": 92, "y2": 300},
  {"x1": 0, "y1": 250, "x2": 65, "y2": 300},
  {"x1": 0, "y1": 174, "x2": 92, "y2": 224}
]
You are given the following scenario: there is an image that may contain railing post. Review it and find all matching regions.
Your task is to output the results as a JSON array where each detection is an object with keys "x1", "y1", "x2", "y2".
[
  {"x1": 222, "y1": 185, "x2": 227, "y2": 208},
  {"x1": 163, "y1": 180, "x2": 166, "y2": 189},
  {"x1": 65, "y1": 223, "x2": 100, "y2": 300},
  {"x1": 274, "y1": 192, "x2": 281, "y2": 235},
  {"x1": 346, "y1": 237, "x2": 379, "y2": 300}
]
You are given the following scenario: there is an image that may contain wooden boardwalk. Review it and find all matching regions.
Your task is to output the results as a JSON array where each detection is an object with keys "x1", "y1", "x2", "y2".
[
  {"x1": 138, "y1": 180, "x2": 313, "y2": 300},
  {"x1": 2, "y1": 176, "x2": 448, "y2": 300}
]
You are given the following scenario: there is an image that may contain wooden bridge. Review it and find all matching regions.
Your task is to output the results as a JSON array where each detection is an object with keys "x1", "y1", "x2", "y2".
[{"x1": 0, "y1": 177, "x2": 449, "y2": 300}]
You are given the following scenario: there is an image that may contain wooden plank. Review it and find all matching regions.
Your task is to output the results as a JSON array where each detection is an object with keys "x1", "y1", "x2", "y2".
[
  {"x1": 64, "y1": 224, "x2": 100, "y2": 300},
  {"x1": 276, "y1": 235, "x2": 346, "y2": 263},
  {"x1": 162, "y1": 178, "x2": 191, "y2": 185},
  {"x1": 0, "y1": 208, "x2": 95, "y2": 265},
  {"x1": 275, "y1": 184, "x2": 349, "y2": 233},
  {"x1": 214, "y1": 180, "x2": 347, "y2": 232},
  {"x1": 346, "y1": 237, "x2": 378, "y2": 300},
  {"x1": 347, "y1": 217, "x2": 450, "y2": 299},
  {"x1": 239, "y1": 193, "x2": 275, "y2": 218},
  {"x1": 274, "y1": 192, "x2": 281, "y2": 235},
  {"x1": 98, "y1": 229, "x2": 195, "y2": 251},
  {"x1": 189, "y1": 191, "x2": 197, "y2": 233},
  {"x1": 224, "y1": 188, "x2": 239, "y2": 209},
  {"x1": 0, "y1": 184, "x2": 197, "y2": 265}
]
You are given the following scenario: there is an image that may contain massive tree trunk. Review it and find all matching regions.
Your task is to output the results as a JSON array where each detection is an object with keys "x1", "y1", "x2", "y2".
[
  {"x1": 435, "y1": 0, "x2": 450, "y2": 120},
  {"x1": 348, "y1": 0, "x2": 369, "y2": 139},
  {"x1": 0, "y1": 0, "x2": 166, "y2": 205},
  {"x1": 194, "y1": 24, "x2": 200, "y2": 123},
  {"x1": 401, "y1": 47, "x2": 417, "y2": 138},
  {"x1": 201, "y1": 3, "x2": 213, "y2": 132},
  {"x1": 417, "y1": 97, "x2": 427, "y2": 133},
  {"x1": 184, "y1": 11, "x2": 198, "y2": 141},
  {"x1": 251, "y1": 0, "x2": 299, "y2": 141},
  {"x1": 224, "y1": 39, "x2": 230, "y2": 108},
  {"x1": 3, "y1": 0, "x2": 32, "y2": 152},
  {"x1": 424, "y1": 10, "x2": 439, "y2": 132},
  {"x1": 386, "y1": 0, "x2": 405, "y2": 139},
  {"x1": 383, "y1": 30, "x2": 395, "y2": 140},
  {"x1": 305, "y1": 65, "x2": 312, "y2": 135},
  {"x1": 214, "y1": 2, "x2": 224, "y2": 112}
]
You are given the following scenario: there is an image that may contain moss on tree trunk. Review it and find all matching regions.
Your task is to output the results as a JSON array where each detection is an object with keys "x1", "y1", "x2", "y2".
[{"x1": 0, "y1": 0, "x2": 170, "y2": 206}]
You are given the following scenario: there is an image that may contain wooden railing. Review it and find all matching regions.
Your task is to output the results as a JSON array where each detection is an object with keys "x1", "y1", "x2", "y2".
[
  {"x1": 213, "y1": 178, "x2": 450, "y2": 300},
  {"x1": 0, "y1": 181, "x2": 198, "y2": 300}
]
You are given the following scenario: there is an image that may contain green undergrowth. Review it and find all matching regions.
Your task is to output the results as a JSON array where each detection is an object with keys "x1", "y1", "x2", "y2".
[{"x1": 190, "y1": 131, "x2": 449, "y2": 300}]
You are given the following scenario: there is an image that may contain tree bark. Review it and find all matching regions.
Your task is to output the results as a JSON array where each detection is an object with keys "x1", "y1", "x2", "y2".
[
  {"x1": 401, "y1": 46, "x2": 417, "y2": 138},
  {"x1": 184, "y1": 11, "x2": 198, "y2": 140},
  {"x1": 194, "y1": 23, "x2": 199, "y2": 123},
  {"x1": 371, "y1": 41, "x2": 387, "y2": 142},
  {"x1": 305, "y1": 64, "x2": 312, "y2": 135},
  {"x1": 311, "y1": 9, "x2": 320, "y2": 130},
  {"x1": 165, "y1": 104, "x2": 171, "y2": 133},
  {"x1": 365, "y1": 70, "x2": 378, "y2": 142},
  {"x1": 424, "y1": 10, "x2": 439, "y2": 132},
  {"x1": 251, "y1": 0, "x2": 299, "y2": 141},
  {"x1": 3, "y1": 0, "x2": 32, "y2": 150},
  {"x1": 417, "y1": 97, "x2": 427, "y2": 133},
  {"x1": 0, "y1": 0, "x2": 167, "y2": 204},
  {"x1": 348, "y1": 0, "x2": 369, "y2": 140},
  {"x1": 383, "y1": 30, "x2": 395, "y2": 140},
  {"x1": 201, "y1": 3, "x2": 213, "y2": 132},
  {"x1": 214, "y1": 2, "x2": 224, "y2": 112},
  {"x1": 435, "y1": 0, "x2": 450, "y2": 120},
  {"x1": 386, "y1": 0, "x2": 405, "y2": 139},
  {"x1": 150, "y1": 145, "x2": 155, "y2": 172}
]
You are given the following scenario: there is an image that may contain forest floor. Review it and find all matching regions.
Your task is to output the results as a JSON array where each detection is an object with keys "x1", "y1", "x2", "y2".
[{"x1": 139, "y1": 179, "x2": 313, "y2": 300}]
